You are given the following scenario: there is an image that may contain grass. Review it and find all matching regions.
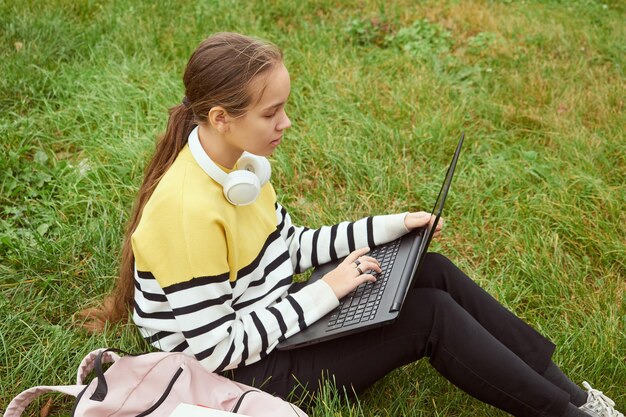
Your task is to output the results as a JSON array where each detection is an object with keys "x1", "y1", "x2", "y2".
[{"x1": 1, "y1": 0, "x2": 624, "y2": 415}]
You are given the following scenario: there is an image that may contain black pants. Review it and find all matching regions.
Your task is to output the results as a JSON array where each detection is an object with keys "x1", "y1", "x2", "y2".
[{"x1": 229, "y1": 253, "x2": 570, "y2": 417}]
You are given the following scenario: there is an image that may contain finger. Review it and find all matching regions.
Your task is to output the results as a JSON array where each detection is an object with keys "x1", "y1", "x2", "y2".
[
  {"x1": 428, "y1": 216, "x2": 437, "y2": 228},
  {"x1": 345, "y1": 247, "x2": 370, "y2": 263},
  {"x1": 358, "y1": 273, "x2": 377, "y2": 284},
  {"x1": 362, "y1": 260, "x2": 382, "y2": 273},
  {"x1": 354, "y1": 260, "x2": 382, "y2": 275},
  {"x1": 404, "y1": 212, "x2": 432, "y2": 230},
  {"x1": 357, "y1": 255, "x2": 380, "y2": 266}
]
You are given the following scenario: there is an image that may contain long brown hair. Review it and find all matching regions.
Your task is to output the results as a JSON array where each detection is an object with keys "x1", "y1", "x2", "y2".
[{"x1": 81, "y1": 33, "x2": 283, "y2": 331}]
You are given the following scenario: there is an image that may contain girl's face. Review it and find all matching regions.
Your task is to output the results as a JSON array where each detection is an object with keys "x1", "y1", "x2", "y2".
[{"x1": 227, "y1": 62, "x2": 292, "y2": 158}]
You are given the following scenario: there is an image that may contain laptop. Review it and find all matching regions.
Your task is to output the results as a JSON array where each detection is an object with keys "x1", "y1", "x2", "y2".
[{"x1": 277, "y1": 132, "x2": 465, "y2": 350}]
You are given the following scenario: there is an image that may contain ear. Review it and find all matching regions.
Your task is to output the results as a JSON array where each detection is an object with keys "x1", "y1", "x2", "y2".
[{"x1": 208, "y1": 106, "x2": 231, "y2": 133}]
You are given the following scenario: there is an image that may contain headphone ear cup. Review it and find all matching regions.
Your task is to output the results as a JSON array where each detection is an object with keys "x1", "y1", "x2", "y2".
[
  {"x1": 238, "y1": 153, "x2": 271, "y2": 186},
  {"x1": 222, "y1": 171, "x2": 261, "y2": 206}
]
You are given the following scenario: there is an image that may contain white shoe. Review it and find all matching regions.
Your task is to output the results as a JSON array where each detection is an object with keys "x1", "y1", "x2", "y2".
[{"x1": 579, "y1": 381, "x2": 624, "y2": 417}]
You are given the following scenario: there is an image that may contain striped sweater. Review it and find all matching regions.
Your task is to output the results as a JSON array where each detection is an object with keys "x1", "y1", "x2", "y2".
[{"x1": 132, "y1": 143, "x2": 410, "y2": 373}]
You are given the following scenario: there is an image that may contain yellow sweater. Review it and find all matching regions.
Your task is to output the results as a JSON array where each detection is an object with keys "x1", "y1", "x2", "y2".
[{"x1": 132, "y1": 142, "x2": 409, "y2": 372}]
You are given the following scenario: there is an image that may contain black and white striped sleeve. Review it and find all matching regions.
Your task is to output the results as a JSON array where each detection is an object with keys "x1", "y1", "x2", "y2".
[
  {"x1": 153, "y1": 261, "x2": 338, "y2": 373},
  {"x1": 275, "y1": 202, "x2": 409, "y2": 273}
]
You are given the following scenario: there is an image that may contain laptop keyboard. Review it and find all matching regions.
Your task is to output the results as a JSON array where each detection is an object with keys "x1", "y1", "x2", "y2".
[{"x1": 326, "y1": 239, "x2": 401, "y2": 330}]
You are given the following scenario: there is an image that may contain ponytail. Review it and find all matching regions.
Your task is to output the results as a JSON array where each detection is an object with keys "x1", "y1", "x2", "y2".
[
  {"x1": 80, "y1": 104, "x2": 195, "y2": 331},
  {"x1": 80, "y1": 32, "x2": 283, "y2": 331}
]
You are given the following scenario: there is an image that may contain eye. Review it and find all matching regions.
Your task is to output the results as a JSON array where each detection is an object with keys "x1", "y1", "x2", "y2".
[{"x1": 264, "y1": 112, "x2": 276, "y2": 118}]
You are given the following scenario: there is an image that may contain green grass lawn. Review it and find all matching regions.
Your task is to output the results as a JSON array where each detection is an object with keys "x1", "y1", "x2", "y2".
[{"x1": 1, "y1": 0, "x2": 624, "y2": 415}]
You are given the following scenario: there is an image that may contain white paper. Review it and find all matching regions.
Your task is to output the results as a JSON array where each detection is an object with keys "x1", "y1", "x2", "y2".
[{"x1": 168, "y1": 403, "x2": 252, "y2": 417}]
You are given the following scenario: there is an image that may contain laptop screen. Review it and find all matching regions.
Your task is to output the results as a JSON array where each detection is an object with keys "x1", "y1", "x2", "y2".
[{"x1": 417, "y1": 132, "x2": 465, "y2": 262}]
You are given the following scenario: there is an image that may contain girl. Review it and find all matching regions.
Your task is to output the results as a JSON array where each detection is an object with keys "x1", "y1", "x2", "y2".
[{"x1": 84, "y1": 32, "x2": 622, "y2": 417}]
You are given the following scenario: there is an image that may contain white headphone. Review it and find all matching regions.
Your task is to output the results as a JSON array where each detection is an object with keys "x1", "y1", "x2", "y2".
[{"x1": 188, "y1": 126, "x2": 271, "y2": 206}]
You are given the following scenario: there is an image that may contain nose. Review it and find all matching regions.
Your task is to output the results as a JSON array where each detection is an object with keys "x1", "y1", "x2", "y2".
[{"x1": 277, "y1": 110, "x2": 291, "y2": 131}]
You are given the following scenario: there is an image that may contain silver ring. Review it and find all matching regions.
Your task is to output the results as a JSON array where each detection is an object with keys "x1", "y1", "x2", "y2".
[{"x1": 356, "y1": 265, "x2": 364, "y2": 275}]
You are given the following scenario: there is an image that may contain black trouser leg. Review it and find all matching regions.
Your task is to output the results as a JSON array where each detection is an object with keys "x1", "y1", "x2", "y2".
[
  {"x1": 414, "y1": 252, "x2": 556, "y2": 374},
  {"x1": 229, "y1": 253, "x2": 570, "y2": 417},
  {"x1": 412, "y1": 288, "x2": 569, "y2": 416}
]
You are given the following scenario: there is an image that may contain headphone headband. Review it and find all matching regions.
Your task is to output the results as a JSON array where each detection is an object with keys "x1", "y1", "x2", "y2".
[{"x1": 188, "y1": 126, "x2": 227, "y2": 184}]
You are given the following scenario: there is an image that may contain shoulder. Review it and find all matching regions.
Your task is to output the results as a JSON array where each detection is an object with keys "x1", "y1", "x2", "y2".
[
  {"x1": 145, "y1": 147, "x2": 227, "y2": 218},
  {"x1": 135, "y1": 147, "x2": 234, "y2": 245}
]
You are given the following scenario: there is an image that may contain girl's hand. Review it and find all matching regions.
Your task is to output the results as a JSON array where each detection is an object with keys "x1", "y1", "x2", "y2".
[
  {"x1": 404, "y1": 211, "x2": 444, "y2": 238},
  {"x1": 322, "y1": 247, "x2": 381, "y2": 300}
]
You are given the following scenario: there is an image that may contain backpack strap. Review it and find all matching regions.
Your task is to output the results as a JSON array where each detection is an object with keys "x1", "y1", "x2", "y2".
[
  {"x1": 87, "y1": 348, "x2": 134, "y2": 401},
  {"x1": 4, "y1": 349, "x2": 135, "y2": 417},
  {"x1": 76, "y1": 348, "x2": 121, "y2": 385},
  {"x1": 3, "y1": 385, "x2": 84, "y2": 417}
]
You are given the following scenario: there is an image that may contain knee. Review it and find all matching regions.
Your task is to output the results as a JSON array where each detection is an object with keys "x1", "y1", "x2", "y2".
[
  {"x1": 401, "y1": 289, "x2": 462, "y2": 337},
  {"x1": 416, "y1": 252, "x2": 457, "y2": 287},
  {"x1": 406, "y1": 288, "x2": 457, "y2": 316},
  {"x1": 422, "y1": 252, "x2": 454, "y2": 271}
]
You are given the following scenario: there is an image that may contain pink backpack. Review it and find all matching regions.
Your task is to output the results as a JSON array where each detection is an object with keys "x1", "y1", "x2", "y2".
[{"x1": 4, "y1": 348, "x2": 307, "y2": 417}]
